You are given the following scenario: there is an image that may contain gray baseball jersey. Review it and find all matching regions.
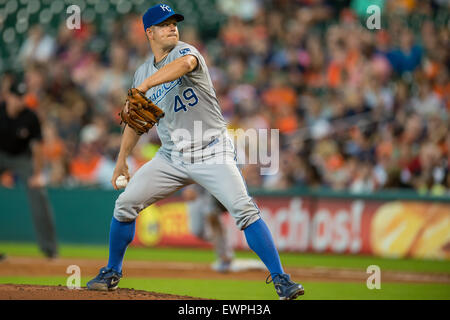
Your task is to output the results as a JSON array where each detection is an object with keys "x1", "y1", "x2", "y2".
[
  {"x1": 114, "y1": 41, "x2": 260, "y2": 230},
  {"x1": 133, "y1": 41, "x2": 228, "y2": 162}
]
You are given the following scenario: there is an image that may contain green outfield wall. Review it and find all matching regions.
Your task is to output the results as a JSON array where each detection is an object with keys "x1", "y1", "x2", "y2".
[{"x1": 0, "y1": 186, "x2": 449, "y2": 260}]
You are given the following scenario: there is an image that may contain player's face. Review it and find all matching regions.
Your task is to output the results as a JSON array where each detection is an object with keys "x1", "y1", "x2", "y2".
[
  {"x1": 150, "y1": 18, "x2": 179, "y2": 49},
  {"x1": 5, "y1": 93, "x2": 25, "y2": 115}
]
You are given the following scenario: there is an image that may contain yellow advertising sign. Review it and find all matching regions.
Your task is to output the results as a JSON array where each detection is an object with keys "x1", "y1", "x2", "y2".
[
  {"x1": 371, "y1": 202, "x2": 450, "y2": 260},
  {"x1": 136, "y1": 202, "x2": 194, "y2": 247}
]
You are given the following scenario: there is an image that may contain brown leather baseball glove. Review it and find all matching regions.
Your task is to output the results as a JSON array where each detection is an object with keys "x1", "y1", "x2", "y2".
[{"x1": 119, "y1": 88, "x2": 165, "y2": 135}]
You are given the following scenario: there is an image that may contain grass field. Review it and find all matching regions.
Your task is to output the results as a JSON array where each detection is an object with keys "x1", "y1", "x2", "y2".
[{"x1": 1, "y1": 242, "x2": 450, "y2": 300}]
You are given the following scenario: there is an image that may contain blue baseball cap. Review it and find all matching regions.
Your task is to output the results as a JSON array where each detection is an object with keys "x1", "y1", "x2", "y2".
[{"x1": 142, "y1": 4, "x2": 184, "y2": 31}]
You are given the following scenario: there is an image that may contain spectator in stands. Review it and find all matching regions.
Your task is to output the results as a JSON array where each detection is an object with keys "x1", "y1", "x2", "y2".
[
  {"x1": 18, "y1": 25, "x2": 56, "y2": 65},
  {"x1": 1, "y1": 0, "x2": 447, "y2": 195}
]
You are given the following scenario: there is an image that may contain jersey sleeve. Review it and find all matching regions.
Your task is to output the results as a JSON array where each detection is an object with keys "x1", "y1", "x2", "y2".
[
  {"x1": 172, "y1": 44, "x2": 206, "y2": 81},
  {"x1": 132, "y1": 62, "x2": 149, "y2": 89},
  {"x1": 132, "y1": 71, "x2": 139, "y2": 88}
]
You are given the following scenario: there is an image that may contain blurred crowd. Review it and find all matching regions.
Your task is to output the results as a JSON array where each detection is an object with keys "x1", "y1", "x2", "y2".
[{"x1": 0, "y1": 0, "x2": 449, "y2": 195}]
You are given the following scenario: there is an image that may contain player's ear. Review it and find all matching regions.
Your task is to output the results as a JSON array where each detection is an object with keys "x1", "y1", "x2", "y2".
[{"x1": 145, "y1": 27, "x2": 153, "y2": 41}]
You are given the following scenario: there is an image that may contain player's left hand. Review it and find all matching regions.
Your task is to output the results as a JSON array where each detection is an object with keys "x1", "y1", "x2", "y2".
[{"x1": 119, "y1": 88, "x2": 165, "y2": 135}]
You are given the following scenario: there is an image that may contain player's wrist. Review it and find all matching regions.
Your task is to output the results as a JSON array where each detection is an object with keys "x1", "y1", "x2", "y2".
[
  {"x1": 117, "y1": 154, "x2": 128, "y2": 162},
  {"x1": 136, "y1": 83, "x2": 149, "y2": 93}
]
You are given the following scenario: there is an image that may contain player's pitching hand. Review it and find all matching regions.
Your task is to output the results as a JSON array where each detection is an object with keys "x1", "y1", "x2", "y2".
[{"x1": 111, "y1": 161, "x2": 130, "y2": 190}]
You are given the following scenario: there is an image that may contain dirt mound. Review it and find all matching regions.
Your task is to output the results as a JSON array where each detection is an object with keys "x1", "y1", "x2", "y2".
[
  {"x1": 0, "y1": 284, "x2": 204, "y2": 300},
  {"x1": 1, "y1": 256, "x2": 449, "y2": 284}
]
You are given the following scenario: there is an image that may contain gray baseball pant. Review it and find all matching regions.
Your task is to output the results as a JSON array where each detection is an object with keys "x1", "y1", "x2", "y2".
[{"x1": 113, "y1": 151, "x2": 261, "y2": 231}]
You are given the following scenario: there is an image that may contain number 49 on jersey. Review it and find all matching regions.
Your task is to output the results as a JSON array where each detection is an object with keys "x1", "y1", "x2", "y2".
[{"x1": 174, "y1": 88, "x2": 198, "y2": 112}]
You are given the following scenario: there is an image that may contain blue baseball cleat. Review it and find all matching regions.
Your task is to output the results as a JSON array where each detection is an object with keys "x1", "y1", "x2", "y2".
[
  {"x1": 87, "y1": 267, "x2": 122, "y2": 291},
  {"x1": 266, "y1": 273, "x2": 305, "y2": 300}
]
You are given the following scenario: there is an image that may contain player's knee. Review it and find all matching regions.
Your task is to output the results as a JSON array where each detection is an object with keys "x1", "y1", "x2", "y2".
[
  {"x1": 229, "y1": 208, "x2": 260, "y2": 230},
  {"x1": 229, "y1": 198, "x2": 260, "y2": 230},
  {"x1": 234, "y1": 210, "x2": 260, "y2": 230},
  {"x1": 113, "y1": 207, "x2": 138, "y2": 222},
  {"x1": 113, "y1": 194, "x2": 141, "y2": 222}
]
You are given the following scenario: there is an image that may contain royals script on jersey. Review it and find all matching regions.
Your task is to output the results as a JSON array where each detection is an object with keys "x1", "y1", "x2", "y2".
[{"x1": 133, "y1": 41, "x2": 228, "y2": 162}]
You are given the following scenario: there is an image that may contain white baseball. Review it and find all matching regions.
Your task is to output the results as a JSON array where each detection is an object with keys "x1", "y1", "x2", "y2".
[{"x1": 115, "y1": 175, "x2": 128, "y2": 189}]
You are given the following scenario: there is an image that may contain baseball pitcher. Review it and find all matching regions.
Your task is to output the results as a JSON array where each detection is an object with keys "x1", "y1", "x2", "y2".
[{"x1": 87, "y1": 4, "x2": 304, "y2": 300}]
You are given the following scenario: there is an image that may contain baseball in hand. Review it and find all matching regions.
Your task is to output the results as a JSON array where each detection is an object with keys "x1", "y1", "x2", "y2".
[{"x1": 115, "y1": 175, "x2": 128, "y2": 189}]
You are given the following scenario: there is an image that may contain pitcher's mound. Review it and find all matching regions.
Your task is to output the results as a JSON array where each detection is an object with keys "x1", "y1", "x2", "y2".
[{"x1": 0, "y1": 284, "x2": 205, "y2": 300}]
